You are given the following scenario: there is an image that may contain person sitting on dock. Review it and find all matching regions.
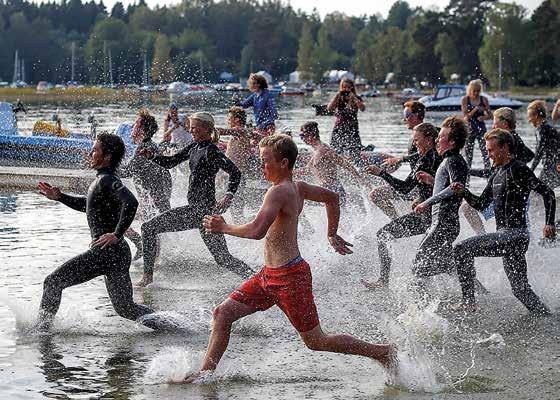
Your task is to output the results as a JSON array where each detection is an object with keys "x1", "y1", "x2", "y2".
[
  {"x1": 35, "y1": 133, "x2": 171, "y2": 331},
  {"x1": 121, "y1": 109, "x2": 173, "y2": 260},
  {"x1": 135, "y1": 112, "x2": 254, "y2": 287}
]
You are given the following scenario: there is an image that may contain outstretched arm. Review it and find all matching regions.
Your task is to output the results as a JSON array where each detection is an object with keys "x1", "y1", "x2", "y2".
[
  {"x1": 39, "y1": 181, "x2": 86, "y2": 212},
  {"x1": 297, "y1": 181, "x2": 353, "y2": 254},
  {"x1": 204, "y1": 186, "x2": 284, "y2": 240}
]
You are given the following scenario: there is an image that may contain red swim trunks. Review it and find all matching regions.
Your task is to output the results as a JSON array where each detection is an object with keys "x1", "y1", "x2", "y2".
[{"x1": 229, "y1": 256, "x2": 320, "y2": 332}]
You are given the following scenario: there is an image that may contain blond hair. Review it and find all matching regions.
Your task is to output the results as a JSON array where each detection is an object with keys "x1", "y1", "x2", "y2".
[
  {"x1": 528, "y1": 100, "x2": 547, "y2": 118},
  {"x1": 467, "y1": 79, "x2": 483, "y2": 95},
  {"x1": 259, "y1": 134, "x2": 298, "y2": 169},
  {"x1": 494, "y1": 107, "x2": 516, "y2": 130}
]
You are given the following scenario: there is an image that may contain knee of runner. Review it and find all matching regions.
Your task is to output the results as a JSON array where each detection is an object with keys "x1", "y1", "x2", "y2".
[
  {"x1": 212, "y1": 304, "x2": 233, "y2": 326},
  {"x1": 43, "y1": 273, "x2": 61, "y2": 291},
  {"x1": 376, "y1": 227, "x2": 392, "y2": 242}
]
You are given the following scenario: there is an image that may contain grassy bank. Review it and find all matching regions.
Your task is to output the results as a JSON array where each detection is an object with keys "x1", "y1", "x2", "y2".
[{"x1": 0, "y1": 87, "x2": 169, "y2": 105}]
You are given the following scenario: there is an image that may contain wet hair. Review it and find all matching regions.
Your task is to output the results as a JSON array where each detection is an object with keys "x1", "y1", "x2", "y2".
[
  {"x1": 485, "y1": 128, "x2": 515, "y2": 151},
  {"x1": 467, "y1": 79, "x2": 483, "y2": 95},
  {"x1": 300, "y1": 121, "x2": 320, "y2": 138},
  {"x1": 249, "y1": 73, "x2": 268, "y2": 90},
  {"x1": 137, "y1": 108, "x2": 158, "y2": 140},
  {"x1": 494, "y1": 107, "x2": 516, "y2": 130},
  {"x1": 96, "y1": 132, "x2": 126, "y2": 168},
  {"x1": 228, "y1": 106, "x2": 247, "y2": 126},
  {"x1": 339, "y1": 78, "x2": 357, "y2": 94},
  {"x1": 414, "y1": 122, "x2": 438, "y2": 143},
  {"x1": 528, "y1": 100, "x2": 547, "y2": 118},
  {"x1": 404, "y1": 100, "x2": 425, "y2": 120},
  {"x1": 441, "y1": 116, "x2": 468, "y2": 150},
  {"x1": 259, "y1": 134, "x2": 299, "y2": 169}
]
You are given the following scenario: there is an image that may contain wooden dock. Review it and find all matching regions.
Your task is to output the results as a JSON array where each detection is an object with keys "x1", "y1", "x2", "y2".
[{"x1": 0, "y1": 166, "x2": 94, "y2": 192}]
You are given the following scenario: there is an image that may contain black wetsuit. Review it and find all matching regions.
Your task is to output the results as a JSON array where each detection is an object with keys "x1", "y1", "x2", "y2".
[
  {"x1": 375, "y1": 148, "x2": 442, "y2": 283},
  {"x1": 530, "y1": 121, "x2": 560, "y2": 189},
  {"x1": 413, "y1": 149, "x2": 468, "y2": 277},
  {"x1": 121, "y1": 140, "x2": 172, "y2": 215},
  {"x1": 141, "y1": 140, "x2": 253, "y2": 278},
  {"x1": 454, "y1": 160, "x2": 554, "y2": 314},
  {"x1": 39, "y1": 167, "x2": 159, "y2": 328},
  {"x1": 470, "y1": 131, "x2": 534, "y2": 178}
]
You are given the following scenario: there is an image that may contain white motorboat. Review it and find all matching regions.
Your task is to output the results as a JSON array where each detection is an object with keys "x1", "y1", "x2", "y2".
[{"x1": 419, "y1": 84, "x2": 523, "y2": 111}]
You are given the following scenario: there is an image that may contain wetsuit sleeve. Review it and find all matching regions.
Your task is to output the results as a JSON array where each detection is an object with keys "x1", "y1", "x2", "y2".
[
  {"x1": 513, "y1": 134, "x2": 535, "y2": 164},
  {"x1": 212, "y1": 147, "x2": 241, "y2": 195},
  {"x1": 463, "y1": 178, "x2": 494, "y2": 211},
  {"x1": 423, "y1": 156, "x2": 469, "y2": 206},
  {"x1": 402, "y1": 152, "x2": 420, "y2": 165},
  {"x1": 520, "y1": 165, "x2": 556, "y2": 225},
  {"x1": 102, "y1": 176, "x2": 138, "y2": 238},
  {"x1": 239, "y1": 93, "x2": 254, "y2": 108},
  {"x1": 530, "y1": 130, "x2": 545, "y2": 171},
  {"x1": 151, "y1": 144, "x2": 191, "y2": 169},
  {"x1": 58, "y1": 193, "x2": 87, "y2": 212},
  {"x1": 470, "y1": 168, "x2": 492, "y2": 178},
  {"x1": 379, "y1": 170, "x2": 416, "y2": 194}
]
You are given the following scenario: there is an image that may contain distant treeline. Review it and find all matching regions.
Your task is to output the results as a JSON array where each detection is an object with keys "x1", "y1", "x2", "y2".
[{"x1": 0, "y1": 0, "x2": 559, "y2": 87}]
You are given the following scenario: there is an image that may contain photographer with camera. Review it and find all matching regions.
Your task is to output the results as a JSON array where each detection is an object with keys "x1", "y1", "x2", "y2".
[{"x1": 326, "y1": 78, "x2": 365, "y2": 165}]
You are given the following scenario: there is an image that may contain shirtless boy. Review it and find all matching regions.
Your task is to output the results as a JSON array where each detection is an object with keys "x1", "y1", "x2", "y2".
[
  {"x1": 296, "y1": 121, "x2": 373, "y2": 206},
  {"x1": 182, "y1": 134, "x2": 396, "y2": 382}
]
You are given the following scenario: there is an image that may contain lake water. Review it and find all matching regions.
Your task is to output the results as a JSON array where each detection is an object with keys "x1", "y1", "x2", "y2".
[{"x1": 1, "y1": 96, "x2": 559, "y2": 399}]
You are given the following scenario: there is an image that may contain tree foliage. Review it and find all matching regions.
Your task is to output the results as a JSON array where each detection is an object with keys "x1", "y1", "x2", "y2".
[{"x1": 0, "y1": 0, "x2": 558, "y2": 86}]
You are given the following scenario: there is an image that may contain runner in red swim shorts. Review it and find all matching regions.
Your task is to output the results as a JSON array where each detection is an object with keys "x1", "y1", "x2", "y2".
[
  {"x1": 180, "y1": 134, "x2": 396, "y2": 383},
  {"x1": 230, "y1": 255, "x2": 319, "y2": 332}
]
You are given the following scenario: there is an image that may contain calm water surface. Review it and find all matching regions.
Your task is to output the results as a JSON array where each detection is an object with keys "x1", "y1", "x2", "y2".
[{"x1": 1, "y1": 97, "x2": 559, "y2": 399}]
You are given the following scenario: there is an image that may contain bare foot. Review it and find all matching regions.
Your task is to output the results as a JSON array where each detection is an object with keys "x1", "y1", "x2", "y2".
[
  {"x1": 448, "y1": 301, "x2": 477, "y2": 313},
  {"x1": 168, "y1": 370, "x2": 209, "y2": 384},
  {"x1": 360, "y1": 279, "x2": 388, "y2": 290},
  {"x1": 135, "y1": 273, "x2": 153, "y2": 287}
]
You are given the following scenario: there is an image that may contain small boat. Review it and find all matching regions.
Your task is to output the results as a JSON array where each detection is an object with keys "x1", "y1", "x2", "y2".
[
  {"x1": 0, "y1": 102, "x2": 134, "y2": 169},
  {"x1": 387, "y1": 87, "x2": 423, "y2": 101},
  {"x1": 419, "y1": 84, "x2": 523, "y2": 111},
  {"x1": 360, "y1": 88, "x2": 381, "y2": 98},
  {"x1": 280, "y1": 86, "x2": 305, "y2": 96}
]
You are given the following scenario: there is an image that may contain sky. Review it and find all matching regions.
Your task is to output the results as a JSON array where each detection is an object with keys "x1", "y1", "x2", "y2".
[{"x1": 101, "y1": 0, "x2": 544, "y2": 18}]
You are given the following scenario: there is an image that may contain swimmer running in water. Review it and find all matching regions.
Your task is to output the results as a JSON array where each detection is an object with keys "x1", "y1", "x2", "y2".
[
  {"x1": 36, "y1": 133, "x2": 168, "y2": 331},
  {"x1": 181, "y1": 134, "x2": 396, "y2": 382},
  {"x1": 296, "y1": 121, "x2": 373, "y2": 206},
  {"x1": 451, "y1": 129, "x2": 555, "y2": 314},
  {"x1": 361, "y1": 122, "x2": 442, "y2": 289},
  {"x1": 135, "y1": 112, "x2": 254, "y2": 287}
]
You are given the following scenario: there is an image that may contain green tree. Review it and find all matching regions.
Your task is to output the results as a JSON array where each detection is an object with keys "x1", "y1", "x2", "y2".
[
  {"x1": 386, "y1": 0, "x2": 414, "y2": 29},
  {"x1": 151, "y1": 33, "x2": 174, "y2": 83},
  {"x1": 311, "y1": 25, "x2": 339, "y2": 82},
  {"x1": 479, "y1": 2, "x2": 530, "y2": 88},
  {"x1": 296, "y1": 22, "x2": 315, "y2": 81},
  {"x1": 435, "y1": 32, "x2": 461, "y2": 80}
]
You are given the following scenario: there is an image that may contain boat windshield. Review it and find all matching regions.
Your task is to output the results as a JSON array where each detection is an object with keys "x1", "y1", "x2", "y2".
[{"x1": 434, "y1": 86, "x2": 466, "y2": 99}]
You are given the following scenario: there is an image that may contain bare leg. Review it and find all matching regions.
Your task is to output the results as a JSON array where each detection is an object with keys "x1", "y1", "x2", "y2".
[
  {"x1": 460, "y1": 202, "x2": 486, "y2": 235},
  {"x1": 369, "y1": 186, "x2": 400, "y2": 220},
  {"x1": 299, "y1": 325, "x2": 396, "y2": 370},
  {"x1": 183, "y1": 298, "x2": 257, "y2": 382}
]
